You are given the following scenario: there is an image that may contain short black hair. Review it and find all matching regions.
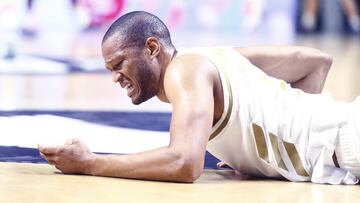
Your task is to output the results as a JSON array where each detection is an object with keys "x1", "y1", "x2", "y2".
[{"x1": 102, "y1": 11, "x2": 174, "y2": 48}]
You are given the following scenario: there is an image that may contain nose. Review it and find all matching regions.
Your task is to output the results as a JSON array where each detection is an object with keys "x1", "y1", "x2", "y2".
[{"x1": 112, "y1": 71, "x2": 122, "y2": 83}]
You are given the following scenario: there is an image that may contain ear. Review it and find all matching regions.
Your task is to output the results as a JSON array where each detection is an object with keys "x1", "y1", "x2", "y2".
[{"x1": 145, "y1": 37, "x2": 161, "y2": 59}]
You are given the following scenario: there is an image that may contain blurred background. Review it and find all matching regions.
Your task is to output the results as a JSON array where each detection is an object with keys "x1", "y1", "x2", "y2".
[
  {"x1": 0, "y1": 0, "x2": 359, "y2": 111},
  {"x1": 0, "y1": 0, "x2": 359, "y2": 165}
]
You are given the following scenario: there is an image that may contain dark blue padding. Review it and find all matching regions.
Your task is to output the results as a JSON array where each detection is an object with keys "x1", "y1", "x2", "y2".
[{"x1": 0, "y1": 146, "x2": 222, "y2": 169}]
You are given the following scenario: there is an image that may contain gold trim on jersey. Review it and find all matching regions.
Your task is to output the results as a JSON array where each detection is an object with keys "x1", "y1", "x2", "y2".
[
  {"x1": 252, "y1": 123, "x2": 269, "y2": 163},
  {"x1": 283, "y1": 141, "x2": 309, "y2": 177},
  {"x1": 333, "y1": 152, "x2": 340, "y2": 168},
  {"x1": 269, "y1": 132, "x2": 288, "y2": 171},
  {"x1": 209, "y1": 65, "x2": 233, "y2": 141},
  {"x1": 252, "y1": 123, "x2": 310, "y2": 177}
]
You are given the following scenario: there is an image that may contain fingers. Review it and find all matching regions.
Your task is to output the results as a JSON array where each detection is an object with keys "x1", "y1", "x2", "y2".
[
  {"x1": 64, "y1": 139, "x2": 72, "y2": 145},
  {"x1": 216, "y1": 161, "x2": 227, "y2": 168},
  {"x1": 65, "y1": 138, "x2": 76, "y2": 145},
  {"x1": 65, "y1": 138, "x2": 82, "y2": 145},
  {"x1": 38, "y1": 144, "x2": 61, "y2": 155},
  {"x1": 39, "y1": 151, "x2": 56, "y2": 165},
  {"x1": 38, "y1": 144, "x2": 62, "y2": 165},
  {"x1": 38, "y1": 138, "x2": 82, "y2": 153}
]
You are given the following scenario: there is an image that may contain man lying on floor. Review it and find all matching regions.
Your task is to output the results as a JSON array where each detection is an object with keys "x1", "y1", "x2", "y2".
[{"x1": 39, "y1": 11, "x2": 360, "y2": 185}]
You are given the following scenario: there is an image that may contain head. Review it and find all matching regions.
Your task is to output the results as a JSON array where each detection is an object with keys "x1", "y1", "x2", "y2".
[{"x1": 101, "y1": 11, "x2": 176, "y2": 105}]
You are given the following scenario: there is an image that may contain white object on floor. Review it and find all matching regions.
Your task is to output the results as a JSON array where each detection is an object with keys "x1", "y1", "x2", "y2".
[{"x1": 0, "y1": 115, "x2": 169, "y2": 154}]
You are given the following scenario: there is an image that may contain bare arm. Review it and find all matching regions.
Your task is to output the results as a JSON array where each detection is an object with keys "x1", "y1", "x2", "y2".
[
  {"x1": 39, "y1": 54, "x2": 215, "y2": 183},
  {"x1": 236, "y1": 46, "x2": 332, "y2": 93}
]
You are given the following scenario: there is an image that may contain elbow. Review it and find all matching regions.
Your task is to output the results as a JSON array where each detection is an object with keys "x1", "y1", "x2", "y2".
[
  {"x1": 315, "y1": 53, "x2": 332, "y2": 87},
  {"x1": 307, "y1": 48, "x2": 332, "y2": 73},
  {"x1": 174, "y1": 157, "x2": 203, "y2": 183},
  {"x1": 302, "y1": 47, "x2": 333, "y2": 73},
  {"x1": 318, "y1": 53, "x2": 332, "y2": 74},
  {"x1": 180, "y1": 165, "x2": 202, "y2": 183},
  {"x1": 313, "y1": 52, "x2": 332, "y2": 93}
]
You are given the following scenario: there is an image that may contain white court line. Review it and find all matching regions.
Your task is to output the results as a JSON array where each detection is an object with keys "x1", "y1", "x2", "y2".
[
  {"x1": 0, "y1": 115, "x2": 169, "y2": 154},
  {"x1": 0, "y1": 55, "x2": 68, "y2": 74}
]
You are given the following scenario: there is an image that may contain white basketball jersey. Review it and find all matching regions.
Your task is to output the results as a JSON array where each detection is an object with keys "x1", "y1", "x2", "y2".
[{"x1": 178, "y1": 47, "x2": 358, "y2": 184}]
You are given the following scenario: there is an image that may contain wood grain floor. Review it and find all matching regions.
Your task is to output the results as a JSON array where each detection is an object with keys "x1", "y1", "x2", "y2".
[{"x1": 2, "y1": 162, "x2": 359, "y2": 203}]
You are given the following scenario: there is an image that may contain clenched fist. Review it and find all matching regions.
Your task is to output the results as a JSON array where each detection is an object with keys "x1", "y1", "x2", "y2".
[{"x1": 39, "y1": 138, "x2": 94, "y2": 174}]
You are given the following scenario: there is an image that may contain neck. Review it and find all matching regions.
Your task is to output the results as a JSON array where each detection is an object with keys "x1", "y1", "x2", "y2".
[
  {"x1": 163, "y1": 46, "x2": 177, "y2": 66},
  {"x1": 156, "y1": 47, "x2": 177, "y2": 103}
]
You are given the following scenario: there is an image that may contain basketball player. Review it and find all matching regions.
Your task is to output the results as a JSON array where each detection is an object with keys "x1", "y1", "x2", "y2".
[{"x1": 39, "y1": 11, "x2": 360, "y2": 184}]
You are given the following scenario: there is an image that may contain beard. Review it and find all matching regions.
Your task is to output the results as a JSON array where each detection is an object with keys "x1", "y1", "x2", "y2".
[{"x1": 131, "y1": 58, "x2": 159, "y2": 105}]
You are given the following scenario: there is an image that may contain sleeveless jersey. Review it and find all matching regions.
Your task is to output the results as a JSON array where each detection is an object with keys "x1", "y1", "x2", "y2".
[{"x1": 178, "y1": 47, "x2": 358, "y2": 184}]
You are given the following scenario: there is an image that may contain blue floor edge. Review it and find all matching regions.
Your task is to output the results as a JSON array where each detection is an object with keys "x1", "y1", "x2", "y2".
[{"x1": 0, "y1": 110, "x2": 222, "y2": 169}]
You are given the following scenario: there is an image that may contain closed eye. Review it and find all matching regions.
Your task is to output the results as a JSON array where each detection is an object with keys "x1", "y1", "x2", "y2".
[
  {"x1": 113, "y1": 60, "x2": 124, "y2": 70},
  {"x1": 106, "y1": 62, "x2": 122, "y2": 72}
]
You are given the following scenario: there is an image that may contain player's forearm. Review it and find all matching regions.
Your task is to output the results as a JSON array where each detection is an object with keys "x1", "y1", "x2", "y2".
[
  {"x1": 238, "y1": 46, "x2": 329, "y2": 73},
  {"x1": 290, "y1": 64, "x2": 329, "y2": 93},
  {"x1": 289, "y1": 48, "x2": 332, "y2": 93},
  {"x1": 85, "y1": 147, "x2": 201, "y2": 183},
  {"x1": 237, "y1": 46, "x2": 332, "y2": 93},
  {"x1": 236, "y1": 46, "x2": 291, "y2": 71}
]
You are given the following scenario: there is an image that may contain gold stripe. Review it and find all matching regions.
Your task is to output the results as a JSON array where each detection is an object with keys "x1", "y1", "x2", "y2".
[
  {"x1": 283, "y1": 141, "x2": 309, "y2": 177},
  {"x1": 252, "y1": 123, "x2": 269, "y2": 163},
  {"x1": 209, "y1": 65, "x2": 233, "y2": 140},
  {"x1": 333, "y1": 152, "x2": 340, "y2": 168},
  {"x1": 268, "y1": 133, "x2": 288, "y2": 171}
]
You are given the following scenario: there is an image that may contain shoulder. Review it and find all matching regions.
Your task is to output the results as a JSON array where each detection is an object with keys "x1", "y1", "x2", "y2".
[
  {"x1": 163, "y1": 53, "x2": 218, "y2": 100},
  {"x1": 165, "y1": 53, "x2": 217, "y2": 82}
]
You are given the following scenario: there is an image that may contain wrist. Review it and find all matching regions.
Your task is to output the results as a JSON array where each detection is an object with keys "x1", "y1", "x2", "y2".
[{"x1": 83, "y1": 153, "x2": 98, "y2": 175}]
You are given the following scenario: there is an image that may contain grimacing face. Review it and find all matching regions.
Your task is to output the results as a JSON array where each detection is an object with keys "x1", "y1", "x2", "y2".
[{"x1": 102, "y1": 39, "x2": 160, "y2": 105}]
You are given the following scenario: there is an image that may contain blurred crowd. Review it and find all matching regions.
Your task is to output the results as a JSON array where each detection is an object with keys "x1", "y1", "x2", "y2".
[
  {"x1": 0, "y1": 0, "x2": 359, "y2": 60},
  {"x1": 297, "y1": 0, "x2": 359, "y2": 34}
]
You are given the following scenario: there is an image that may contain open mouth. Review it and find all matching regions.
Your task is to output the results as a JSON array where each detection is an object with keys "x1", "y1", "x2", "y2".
[{"x1": 125, "y1": 83, "x2": 135, "y2": 97}]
